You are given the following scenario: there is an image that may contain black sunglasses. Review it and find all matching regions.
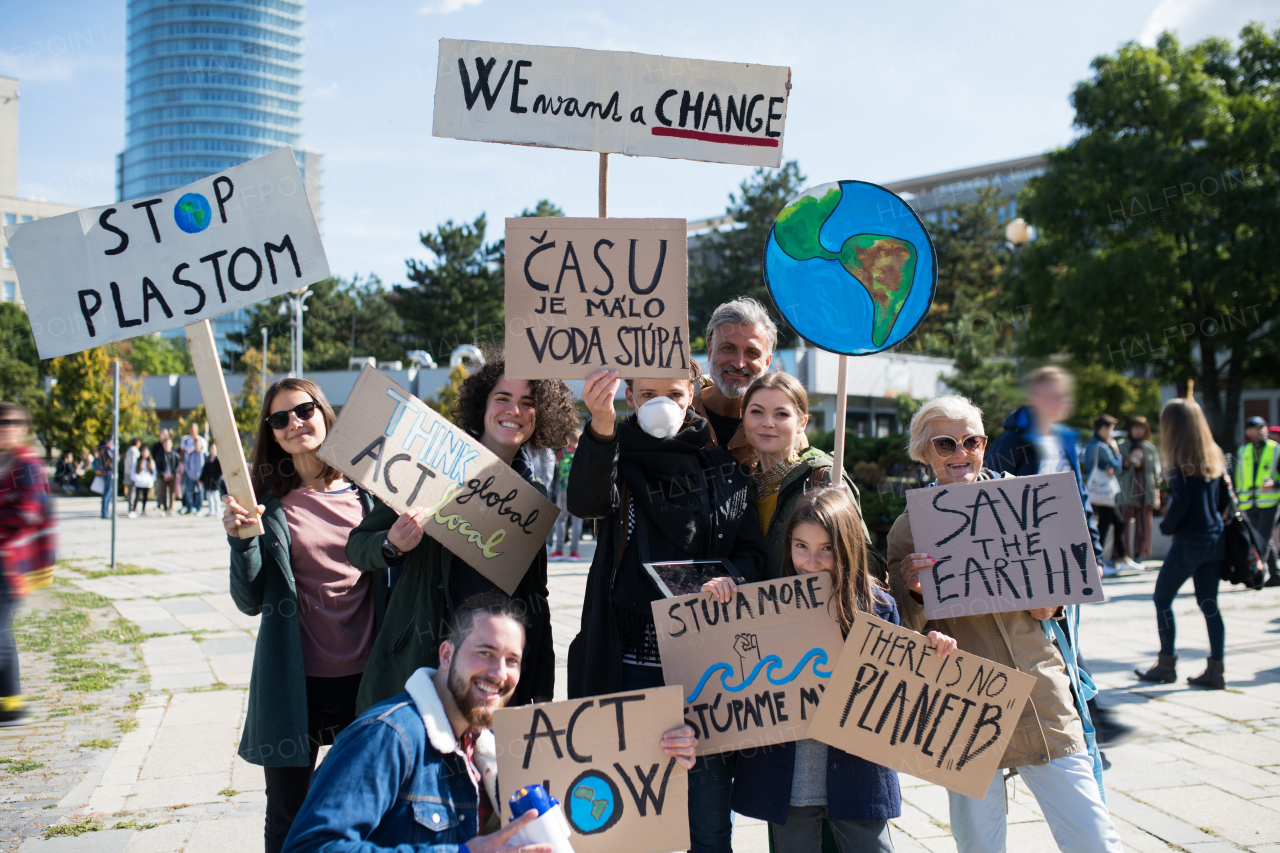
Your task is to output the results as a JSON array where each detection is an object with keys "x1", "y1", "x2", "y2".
[
  {"x1": 931, "y1": 434, "x2": 987, "y2": 456},
  {"x1": 266, "y1": 400, "x2": 319, "y2": 430}
]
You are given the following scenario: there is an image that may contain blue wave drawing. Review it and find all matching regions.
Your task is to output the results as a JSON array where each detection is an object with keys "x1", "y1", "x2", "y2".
[{"x1": 685, "y1": 648, "x2": 833, "y2": 704}]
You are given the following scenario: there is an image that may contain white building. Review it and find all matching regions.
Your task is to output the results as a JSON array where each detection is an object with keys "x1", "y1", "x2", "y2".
[{"x1": 0, "y1": 76, "x2": 81, "y2": 305}]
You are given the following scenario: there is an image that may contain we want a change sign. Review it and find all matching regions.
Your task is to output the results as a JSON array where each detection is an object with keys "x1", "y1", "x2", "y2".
[
  {"x1": 433, "y1": 40, "x2": 790, "y2": 168},
  {"x1": 5, "y1": 147, "x2": 328, "y2": 359},
  {"x1": 317, "y1": 366, "x2": 558, "y2": 594},
  {"x1": 906, "y1": 471, "x2": 1106, "y2": 619},
  {"x1": 505, "y1": 217, "x2": 689, "y2": 379}
]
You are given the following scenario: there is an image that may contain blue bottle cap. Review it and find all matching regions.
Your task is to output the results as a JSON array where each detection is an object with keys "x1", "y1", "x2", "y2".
[{"x1": 510, "y1": 783, "x2": 559, "y2": 820}]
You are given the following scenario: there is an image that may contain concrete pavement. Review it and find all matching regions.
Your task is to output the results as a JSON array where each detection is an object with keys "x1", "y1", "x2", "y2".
[{"x1": 8, "y1": 495, "x2": 1280, "y2": 851}]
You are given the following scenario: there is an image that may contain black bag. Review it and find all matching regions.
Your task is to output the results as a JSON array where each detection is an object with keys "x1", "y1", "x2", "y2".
[{"x1": 1221, "y1": 475, "x2": 1266, "y2": 590}]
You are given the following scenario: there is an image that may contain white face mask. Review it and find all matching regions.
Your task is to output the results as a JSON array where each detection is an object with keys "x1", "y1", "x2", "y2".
[{"x1": 636, "y1": 395, "x2": 686, "y2": 439}]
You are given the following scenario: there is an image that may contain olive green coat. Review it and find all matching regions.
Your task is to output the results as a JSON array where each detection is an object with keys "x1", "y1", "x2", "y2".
[{"x1": 1117, "y1": 438, "x2": 1160, "y2": 507}]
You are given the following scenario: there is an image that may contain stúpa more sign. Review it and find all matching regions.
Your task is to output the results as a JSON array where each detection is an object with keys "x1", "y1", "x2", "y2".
[
  {"x1": 493, "y1": 687, "x2": 690, "y2": 853},
  {"x1": 807, "y1": 613, "x2": 1036, "y2": 799},
  {"x1": 906, "y1": 471, "x2": 1106, "y2": 619},
  {"x1": 316, "y1": 366, "x2": 558, "y2": 595},
  {"x1": 651, "y1": 575, "x2": 845, "y2": 755},
  {"x1": 4, "y1": 147, "x2": 328, "y2": 360},
  {"x1": 504, "y1": 217, "x2": 689, "y2": 379},
  {"x1": 433, "y1": 40, "x2": 790, "y2": 168}
]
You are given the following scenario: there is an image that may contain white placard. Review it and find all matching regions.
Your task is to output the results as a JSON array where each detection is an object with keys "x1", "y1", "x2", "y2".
[
  {"x1": 433, "y1": 39, "x2": 791, "y2": 168},
  {"x1": 5, "y1": 147, "x2": 329, "y2": 359}
]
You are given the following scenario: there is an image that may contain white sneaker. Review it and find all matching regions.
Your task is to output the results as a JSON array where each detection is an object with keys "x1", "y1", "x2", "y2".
[
  {"x1": 128, "y1": 511, "x2": 137, "y2": 518},
  {"x1": 1122, "y1": 558, "x2": 1145, "y2": 572},
  {"x1": 1102, "y1": 563, "x2": 1119, "y2": 578}
]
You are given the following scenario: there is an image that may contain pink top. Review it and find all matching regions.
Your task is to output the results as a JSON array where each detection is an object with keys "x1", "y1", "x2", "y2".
[{"x1": 280, "y1": 486, "x2": 374, "y2": 677}]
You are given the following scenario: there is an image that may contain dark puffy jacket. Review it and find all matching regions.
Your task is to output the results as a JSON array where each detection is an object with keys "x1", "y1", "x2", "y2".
[{"x1": 566, "y1": 413, "x2": 769, "y2": 699}]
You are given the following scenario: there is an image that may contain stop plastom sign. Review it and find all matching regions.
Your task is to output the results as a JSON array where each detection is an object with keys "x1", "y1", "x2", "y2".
[
  {"x1": 4, "y1": 147, "x2": 329, "y2": 360},
  {"x1": 432, "y1": 39, "x2": 791, "y2": 168}
]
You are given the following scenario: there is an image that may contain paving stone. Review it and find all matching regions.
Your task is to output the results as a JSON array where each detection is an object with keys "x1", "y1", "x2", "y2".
[
  {"x1": 16, "y1": 829, "x2": 134, "y2": 852},
  {"x1": 126, "y1": 774, "x2": 227, "y2": 811},
  {"x1": 120, "y1": 823, "x2": 187, "y2": 853},
  {"x1": 1133, "y1": 784, "x2": 1280, "y2": 846}
]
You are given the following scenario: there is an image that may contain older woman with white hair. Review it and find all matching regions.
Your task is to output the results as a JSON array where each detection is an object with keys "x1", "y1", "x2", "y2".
[{"x1": 887, "y1": 394, "x2": 1121, "y2": 853}]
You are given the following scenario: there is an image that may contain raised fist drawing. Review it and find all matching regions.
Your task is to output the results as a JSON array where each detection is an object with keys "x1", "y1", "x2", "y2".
[{"x1": 734, "y1": 633, "x2": 760, "y2": 680}]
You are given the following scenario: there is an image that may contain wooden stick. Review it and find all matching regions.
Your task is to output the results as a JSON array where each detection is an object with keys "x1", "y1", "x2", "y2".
[
  {"x1": 832, "y1": 354, "x2": 849, "y2": 487},
  {"x1": 184, "y1": 319, "x2": 264, "y2": 538},
  {"x1": 598, "y1": 152, "x2": 609, "y2": 218}
]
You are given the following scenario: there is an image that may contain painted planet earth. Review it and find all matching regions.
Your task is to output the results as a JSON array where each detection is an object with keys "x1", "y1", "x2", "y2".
[
  {"x1": 173, "y1": 192, "x2": 213, "y2": 234},
  {"x1": 566, "y1": 772, "x2": 619, "y2": 834},
  {"x1": 764, "y1": 181, "x2": 936, "y2": 355}
]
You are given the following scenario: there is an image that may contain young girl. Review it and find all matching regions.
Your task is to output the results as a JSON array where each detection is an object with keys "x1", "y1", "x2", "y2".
[
  {"x1": 129, "y1": 447, "x2": 156, "y2": 517},
  {"x1": 705, "y1": 488, "x2": 955, "y2": 852}
]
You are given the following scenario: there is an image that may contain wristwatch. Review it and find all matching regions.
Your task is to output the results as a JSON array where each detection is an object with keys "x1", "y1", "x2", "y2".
[{"x1": 381, "y1": 536, "x2": 402, "y2": 564}]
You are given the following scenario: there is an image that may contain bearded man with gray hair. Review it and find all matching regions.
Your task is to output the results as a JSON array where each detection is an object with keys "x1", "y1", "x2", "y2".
[{"x1": 693, "y1": 297, "x2": 794, "y2": 467}]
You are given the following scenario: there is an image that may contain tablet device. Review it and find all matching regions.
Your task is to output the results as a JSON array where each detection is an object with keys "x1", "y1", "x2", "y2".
[{"x1": 643, "y1": 559, "x2": 746, "y2": 598}]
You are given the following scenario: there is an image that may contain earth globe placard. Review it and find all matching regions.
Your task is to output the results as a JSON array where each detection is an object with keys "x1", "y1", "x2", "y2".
[
  {"x1": 173, "y1": 192, "x2": 213, "y2": 234},
  {"x1": 565, "y1": 769, "x2": 622, "y2": 835},
  {"x1": 764, "y1": 181, "x2": 936, "y2": 355}
]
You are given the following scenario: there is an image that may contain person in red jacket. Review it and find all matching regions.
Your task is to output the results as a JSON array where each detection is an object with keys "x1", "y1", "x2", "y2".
[{"x1": 0, "y1": 402, "x2": 50, "y2": 726}]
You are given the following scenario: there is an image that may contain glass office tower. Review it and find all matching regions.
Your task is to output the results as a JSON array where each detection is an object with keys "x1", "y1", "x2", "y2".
[{"x1": 118, "y1": 0, "x2": 322, "y2": 357}]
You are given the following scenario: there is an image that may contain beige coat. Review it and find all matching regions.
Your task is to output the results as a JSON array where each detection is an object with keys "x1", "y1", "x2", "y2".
[{"x1": 886, "y1": 511, "x2": 1085, "y2": 770}]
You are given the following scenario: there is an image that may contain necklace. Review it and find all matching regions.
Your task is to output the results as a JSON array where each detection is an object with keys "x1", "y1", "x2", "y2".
[{"x1": 753, "y1": 452, "x2": 803, "y2": 498}]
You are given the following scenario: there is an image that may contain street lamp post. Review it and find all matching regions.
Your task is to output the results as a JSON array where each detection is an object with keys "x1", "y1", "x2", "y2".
[
  {"x1": 278, "y1": 288, "x2": 313, "y2": 378},
  {"x1": 1005, "y1": 218, "x2": 1031, "y2": 379}
]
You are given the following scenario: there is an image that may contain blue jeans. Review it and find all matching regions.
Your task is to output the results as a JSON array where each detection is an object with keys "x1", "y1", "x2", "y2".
[
  {"x1": 182, "y1": 474, "x2": 204, "y2": 512},
  {"x1": 1153, "y1": 531, "x2": 1226, "y2": 660},
  {"x1": 100, "y1": 474, "x2": 114, "y2": 519},
  {"x1": 621, "y1": 663, "x2": 736, "y2": 853}
]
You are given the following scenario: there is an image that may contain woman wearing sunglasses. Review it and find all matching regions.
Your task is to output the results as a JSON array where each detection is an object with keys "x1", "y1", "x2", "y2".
[
  {"x1": 223, "y1": 378, "x2": 389, "y2": 853},
  {"x1": 886, "y1": 394, "x2": 1121, "y2": 853}
]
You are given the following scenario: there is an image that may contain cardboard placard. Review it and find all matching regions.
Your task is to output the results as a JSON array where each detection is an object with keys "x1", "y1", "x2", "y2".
[
  {"x1": 906, "y1": 472, "x2": 1106, "y2": 619},
  {"x1": 808, "y1": 613, "x2": 1036, "y2": 799},
  {"x1": 315, "y1": 366, "x2": 558, "y2": 594},
  {"x1": 5, "y1": 147, "x2": 328, "y2": 360},
  {"x1": 433, "y1": 40, "x2": 790, "y2": 168},
  {"x1": 493, "y1": 687, "x2": 689, "y2": 853},
  {"x1": 504, "y1": 218, "x2": 689, "y2": 379},
  {"x1": 652, "y1": 575, "x2": 845, "y2": 755}
]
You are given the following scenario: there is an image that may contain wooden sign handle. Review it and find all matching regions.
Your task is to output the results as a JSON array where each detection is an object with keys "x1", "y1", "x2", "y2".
[
  {"x1": 831, "y1": 354, "x2": 848, "y2": 487},
  {"x1": 184, "y1": 319, "x2": 265, "y2": 539}
]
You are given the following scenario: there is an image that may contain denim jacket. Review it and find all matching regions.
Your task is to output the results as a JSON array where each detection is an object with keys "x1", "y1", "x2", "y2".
[{"x1": 282, "y1": 668, "x2": 499, "y2": 852}]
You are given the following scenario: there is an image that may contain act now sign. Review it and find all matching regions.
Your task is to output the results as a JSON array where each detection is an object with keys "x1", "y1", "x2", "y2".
[
  {"x1": 432, "y1": 39, "x2": 791, "y2": 168},
  {"x1": 4, "y1": 147, "x2": 329, "y2": 360}
]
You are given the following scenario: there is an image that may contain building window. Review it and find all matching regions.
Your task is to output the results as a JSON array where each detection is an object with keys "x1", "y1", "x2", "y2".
[
  {"x1": 2, "y1": 249, "x2": 11, "y2": 269},
  {"x1": 20, "y1": 216, "x2": 32, "y2": 223},
  {"x1": 2, "y1": 282, "x2": 13, "y2": 302},
  {"x1": 2, "y1": 214, "x2": 13, "y2": 226}
]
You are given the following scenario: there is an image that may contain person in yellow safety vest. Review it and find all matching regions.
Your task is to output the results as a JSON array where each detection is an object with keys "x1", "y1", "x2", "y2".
[{"x1": 1235, "y1": 415, "x2": 1280, "y2": 587}]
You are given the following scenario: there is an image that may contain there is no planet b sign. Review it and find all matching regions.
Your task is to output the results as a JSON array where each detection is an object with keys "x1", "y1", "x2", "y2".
[{"x1": 763, "y1": 181, "x2": 937, "y2": 356}]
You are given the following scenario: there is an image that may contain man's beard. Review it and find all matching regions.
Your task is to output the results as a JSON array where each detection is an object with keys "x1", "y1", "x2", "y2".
[
  {"x1": 711, "y1": 363, "x2": 759, "y2": 400},
  {"x1": 447, "y1": 656, "x2": 514, "y2": 728}
]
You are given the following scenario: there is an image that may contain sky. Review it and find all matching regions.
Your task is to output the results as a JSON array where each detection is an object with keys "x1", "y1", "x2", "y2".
[{"x1": 2, "y1": 0, "x2": 1276, "y2": 296}]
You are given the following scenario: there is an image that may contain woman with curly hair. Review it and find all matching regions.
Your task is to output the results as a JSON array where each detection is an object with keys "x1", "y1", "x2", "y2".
[{"x1": 347, "y1": 351, "x2": 578, "y2": 712}]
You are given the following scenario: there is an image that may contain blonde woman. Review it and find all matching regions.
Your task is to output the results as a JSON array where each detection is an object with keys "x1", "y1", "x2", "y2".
[
  {"x1": 1134, "y1": 398, "x2": 1230, "y2": 689},
  {"x1": 888, "y1": 394, "x2": 1121, "y2": 853}
]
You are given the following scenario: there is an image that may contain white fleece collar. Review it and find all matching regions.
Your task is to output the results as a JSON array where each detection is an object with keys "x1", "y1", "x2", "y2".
[{"x1": 404, "y1": 667, "x2": 500, "y2": 812}]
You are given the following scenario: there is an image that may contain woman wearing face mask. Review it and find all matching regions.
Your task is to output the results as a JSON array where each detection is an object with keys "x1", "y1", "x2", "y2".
[{"x1": 566, "y1": 366, "x2": 769, "y2": 853}]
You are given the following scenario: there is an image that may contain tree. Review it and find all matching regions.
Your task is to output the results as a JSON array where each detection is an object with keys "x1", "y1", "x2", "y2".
[
  {"x1": 0, "y1": 303, "x2": 42, "y2": 407},
  {"x1": 689, "y1": 161, "x2": 806, "y2": 344},
  {"x1": 424, "y1": 364, "x2": 468, "y2": 424},
  {"x1": 233, "y1": 345, "x2": 275, "y2": 444},
  {"x1": 393, "y1": 216, "x2": 504, "y2": 360},
  {"x1": 226, "y1": 275, "x2": 406, "y2": 372},
  {"x1": 34, "y1": 346, "x2": 156, "y2": 456},
  {"x1": 1009, "y1": 23, "x2": 1280, "y2": 442},
  {"x1": 520, "y1": 200, "x2": 565, "y2": 218},
  {"x1": 121, "y1": 333, "x2": 193, "y2": 376}
]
